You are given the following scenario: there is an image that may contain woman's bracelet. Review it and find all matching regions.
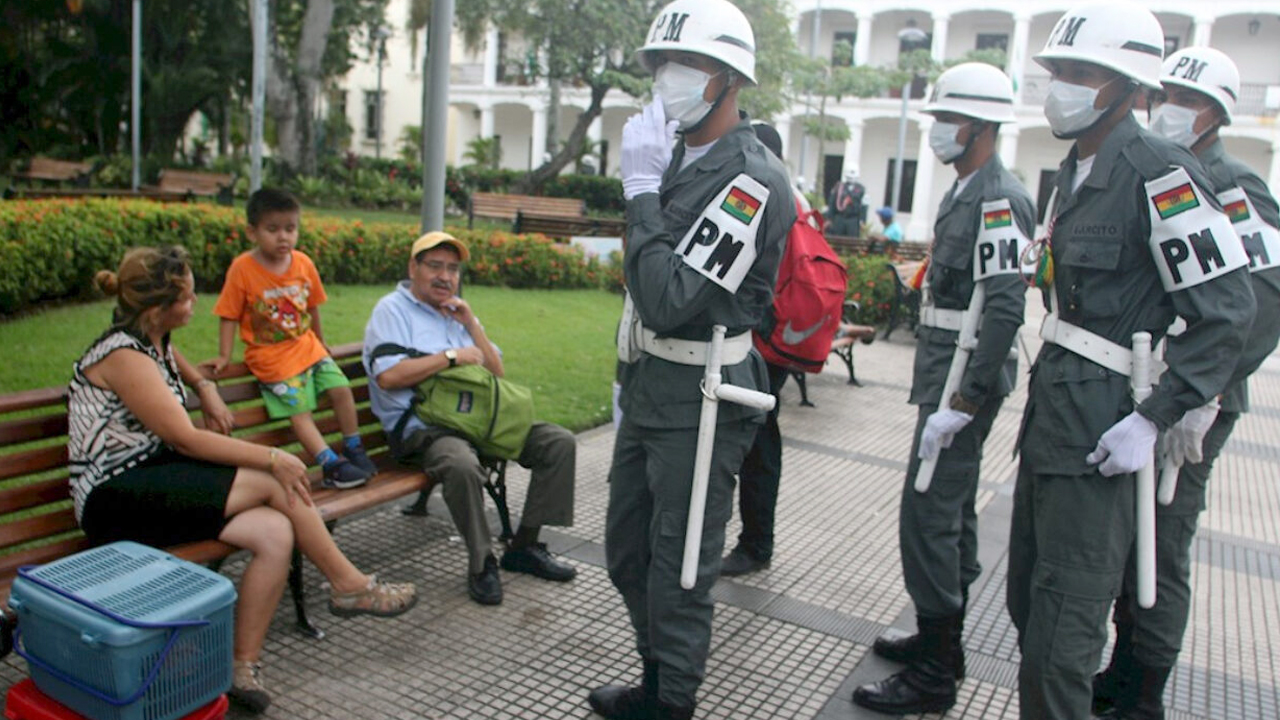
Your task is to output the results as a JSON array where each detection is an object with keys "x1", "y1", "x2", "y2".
[
  {"x1": 195, "y1": 378, "x2": 217, "y2": 391},
  {"x1": 267, "y1": 448, "x2": 278, "y2": 472}
]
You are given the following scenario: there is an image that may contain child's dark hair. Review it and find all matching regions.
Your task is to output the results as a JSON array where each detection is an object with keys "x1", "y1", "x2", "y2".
[{"x1": 246, "y1": 188, "x2": 301, "y2": 226}]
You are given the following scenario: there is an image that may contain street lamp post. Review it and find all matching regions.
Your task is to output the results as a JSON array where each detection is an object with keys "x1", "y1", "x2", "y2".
[
  {"x1": 891, "y1": 24, "x2": 928, "y2": 214},
  {"x1": 374, "y1": 26, "x2": 390, "y2": 160}
]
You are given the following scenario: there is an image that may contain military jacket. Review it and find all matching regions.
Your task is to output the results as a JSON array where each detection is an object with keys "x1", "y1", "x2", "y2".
[
  {"x1": 1021, "y1": 115, "x2": 1255, "y2": 475},
  {"x1": 619, "y1": 118, "x2": 795, "y2": 429},
  {"x1": 910, "y1": 155, "x2": 1034, "y2": 407},
  {"x1": 1198, "y1": 139, "x2": 1280, "y2": 414}
]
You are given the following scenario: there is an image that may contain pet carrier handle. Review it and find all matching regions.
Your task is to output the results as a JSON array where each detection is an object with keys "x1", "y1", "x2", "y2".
[
  {"x1": 15, "y1": 565, "x2": 210, "y2": 630},
  {"x1": 13, "y1": 626, "x2": 183, "y2": 707}
]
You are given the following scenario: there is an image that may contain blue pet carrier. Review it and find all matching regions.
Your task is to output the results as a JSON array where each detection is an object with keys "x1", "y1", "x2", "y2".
[{"x1": 9, "y1": 541, "x2": 236, "y2": 720}]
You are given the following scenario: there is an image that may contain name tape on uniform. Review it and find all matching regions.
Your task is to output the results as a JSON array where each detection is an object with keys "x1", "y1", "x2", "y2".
[
  {"x1": 1145, "y1": 168, "x2": 1247, "y2": 291},
  {"x1": 973, "y1": 198, "x2": 1034, "y2": 281},
  {"x1": 674, "y1": 173, "x2": 768, "y2": 293},
  {"x1": 1217, "y1": 186, "x2": 1280, "y2": 274}
]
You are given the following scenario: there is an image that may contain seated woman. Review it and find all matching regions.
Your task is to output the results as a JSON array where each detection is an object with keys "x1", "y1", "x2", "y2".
[{"x1": 67, "y1": 246, "x2": 417, "y2": 714}]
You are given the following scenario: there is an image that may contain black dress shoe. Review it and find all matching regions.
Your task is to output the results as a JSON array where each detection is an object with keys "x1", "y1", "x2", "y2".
[
  {"x1": 588, "y1": 661, "x2": 658, "y2": 720},
  {"x1": 468, "y1": 555, "x2": 503, "y2": 605},
  {"x1": 873, "y1": 629, "x2": 966, "y2": 679},
  {"x1": 852, "y1": 665, "x2": 956, "y2": 715},
  {"x1": 501, "y1": 542, "x2": 577, "y2": 582},
  {"x1": 720, "y1": 546, "x2": 769, "y2": 577}
]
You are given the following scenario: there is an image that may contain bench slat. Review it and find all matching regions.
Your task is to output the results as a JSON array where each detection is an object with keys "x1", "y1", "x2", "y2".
[
  {"x1": 315, "y1": 470, "x2": 428, "y2": 521},
  {"x1": 0, "y1": 509, "x2": 79, "y2": 550},
  {"x1": 0, "y1": 413, "x2": 67, "y2": 446},
  {"x1": 0, "y1": 387, "x2": 66, "y2": 415},
  {"x1": 0, "y1": 477, "x2": 71, "y2": 515},
  {"x1": 0, "y1": 537, "x2": 93, "y2": 589},
  {"x1": 0, "y1": 445, "x2": 67, "y2": 482}
]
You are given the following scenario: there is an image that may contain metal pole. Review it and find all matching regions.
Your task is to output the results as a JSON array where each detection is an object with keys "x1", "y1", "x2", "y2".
[
  {"x1": 421, "y1": 0, "x2": 454, "y2": 232},
  {"x1": 798, "y1": 0, "x2": 821, "y2": 182},
  {"x1": 891, "y1": 79, "x2": 909, "y2": 213},
  {"x1": 375, "y1": 37, "x2": 386, "y2": 160},
  {"x1": 131, "y1": 0, "x2": 141, "y2": 191},
  {"x1": 250, "y1": 0, "x2": 267, "y2": 193}
]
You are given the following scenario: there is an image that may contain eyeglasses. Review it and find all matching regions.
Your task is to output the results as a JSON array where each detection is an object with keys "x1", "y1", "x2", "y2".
[{"x1": 418, "y1": 259, "x2": 462, "y2": 275}]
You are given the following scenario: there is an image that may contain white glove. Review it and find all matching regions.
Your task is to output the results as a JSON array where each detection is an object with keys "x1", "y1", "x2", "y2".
[
  {"x1": 918, "y1": 408, "x2": 974, "y2": 460},
  {"x1": 621, "y1": 97, "x2": 678, "y2": 200},
  {"x1": 1086, "y1": 411, "x2": 1158, "y2": 477},
  {"x1": 1163, "y1": 400, "x2": 1219, "y2": 467}
]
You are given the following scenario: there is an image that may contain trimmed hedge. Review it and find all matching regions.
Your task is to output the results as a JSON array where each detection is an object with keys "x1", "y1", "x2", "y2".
[{"x1": 0, "y1": 199, "x2": 622, "y2": 317}]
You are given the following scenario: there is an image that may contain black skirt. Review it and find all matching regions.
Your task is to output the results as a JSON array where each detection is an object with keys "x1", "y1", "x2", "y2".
[{"x1": 80, "y1": 450, "x2": 237, "y2": 548}]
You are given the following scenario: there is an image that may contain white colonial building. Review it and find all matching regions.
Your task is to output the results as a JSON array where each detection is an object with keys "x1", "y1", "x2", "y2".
[{"x1": 341, "y1": 0, "x2": 1280, "y2": 239}]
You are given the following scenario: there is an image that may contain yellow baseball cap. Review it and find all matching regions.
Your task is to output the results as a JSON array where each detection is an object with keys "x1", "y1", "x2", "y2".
[{"x1": 410, "y1": 231, "x2": 470, "y2": 261}]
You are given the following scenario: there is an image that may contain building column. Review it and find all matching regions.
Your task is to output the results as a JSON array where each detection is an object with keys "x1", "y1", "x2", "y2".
[
  {"x1": 480, "y1": 104, "x2": 495, "y2": 139},
  {"x1": 930, "y1": 14, "x2": 950, "y2": 62},
  {"x1": 843, "y1": 118, "x2": 865, "y2": 181},
  {"x1": 1192, "y1": 17, "x2": 1213, "y2": 47},
  {"x1": 906, "y1": 117, "x2": 936, "y2": 241},
  {"x1": 774, "y1": 115, "x2": 793, "y2": 174},
  {"x1": 854, "y1": 15, "x2": 873, "y2": 67},
  {"x1": 1010, "y1": 14, "x2": 1031, "y2": 104},
  {"x1": 530, "y1": 104, "x2": 548, "y2": 170},
  {"x1": 483, "y1": 26, "x2": 499, "y2": 87},
  {"x1": 999, "y1": 124, "x2": 1020, "y2": 168}
]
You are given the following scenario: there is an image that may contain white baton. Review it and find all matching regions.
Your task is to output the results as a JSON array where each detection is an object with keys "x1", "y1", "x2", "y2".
[
  {"x1": 1131, "y1": 331, "x2": 1157, "y2": 609},
  {"x1": 681, "y1": 325, "x2": 776, "y2": 590},
  {"x1": 915, "y1": 284, "x2": 986, "y2": 493},
  {"x1": 1157, "y1": 459, "x2": 1179, "y2": 506}
]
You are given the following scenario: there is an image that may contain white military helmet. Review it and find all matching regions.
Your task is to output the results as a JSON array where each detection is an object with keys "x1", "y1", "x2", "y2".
[
  {"x1": 923, "y1": 63, "x2": 1017, "y2": 123},
  {"x1": 1161, "y1": 46, "x2": 1240, "y2": 124},
  {"x1": 638, "y1": 0, "x2": 757, "y2": 86},
  {"x1": 1033, "y1": 1, "x2": 1165, "y2": 90}
]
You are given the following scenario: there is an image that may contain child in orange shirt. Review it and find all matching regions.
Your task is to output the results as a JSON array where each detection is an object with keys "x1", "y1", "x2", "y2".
[{"x1": 202, "y1": 188, "x2": 374, "y2": 489}]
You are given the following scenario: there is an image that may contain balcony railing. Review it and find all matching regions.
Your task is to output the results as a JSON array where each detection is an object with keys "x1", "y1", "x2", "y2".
[
  {"x1": 450, "y1": 63, "x2": 484, "y2": 85},
  {"x1": 1237, "y1": 83, "x2": 1279, "y2": 118}
]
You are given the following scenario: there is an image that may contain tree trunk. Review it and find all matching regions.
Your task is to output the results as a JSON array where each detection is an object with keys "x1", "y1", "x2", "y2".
[
  {"x1": 545, "y1": 75, "x2": 560, "y2": 157},
  {"x1": 513, "y1": 81, "x2": 607, "y2": 194},
  {"x1": 263, "y1": 0, "x2": 335, "y2": 176}
]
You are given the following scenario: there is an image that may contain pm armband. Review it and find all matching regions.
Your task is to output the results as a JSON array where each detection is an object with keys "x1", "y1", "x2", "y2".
[
  {"x1": 673, "y1": 173, "x2": 769, "y2": 293},
  {"x1": 1146, "y1": 168, "x2": 1248, "y2": 291}
]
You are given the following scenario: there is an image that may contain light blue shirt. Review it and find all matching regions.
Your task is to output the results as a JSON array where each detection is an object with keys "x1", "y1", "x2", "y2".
[
  {"x1": 884, "y1": 221, "x2": 903, "y2": 244},
  {"x1": 362, "y1": 281, "x2": 489, "y2": 437}
]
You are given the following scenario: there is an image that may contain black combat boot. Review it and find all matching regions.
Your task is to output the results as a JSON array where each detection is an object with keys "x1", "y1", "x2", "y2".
[
  {"x1": 853, "y1": 614, "x2": 958, "y2": 715},
  {"x1": 1100, "y1": 663, "x2": 1172, "y2": 720},
  {"x1": 588, "y1": 660, "x2": 658, "y2": 720},
  {"x1": 872, "y1": 591, "x2": 967, "y2": 679},
  {"x1": 1093, "y1": 603, "x2": 1137, "y2": 715}
]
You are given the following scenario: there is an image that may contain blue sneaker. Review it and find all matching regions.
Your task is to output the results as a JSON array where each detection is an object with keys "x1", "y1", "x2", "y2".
[
  {"x1": 344, "y1": 445, "x2": 378, "y2": 475},
  {"x1": 322, "y1": 458, "x2": 369, "y2": 489}
]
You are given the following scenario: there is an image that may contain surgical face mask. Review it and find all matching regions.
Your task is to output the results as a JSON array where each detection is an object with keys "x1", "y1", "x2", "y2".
[
  {"x1": 1149, "y1": 103, "x2": 1204, "y2": 148},
  {"x1": 653, "y1": 62, "x2": 716, "y2": 131},
  {"x1": 928, "y1": 122, "x2": 968, "y2": 163},
  {"x1": 1044, "y1": 79, "x2": 1108, "y2": 137}
]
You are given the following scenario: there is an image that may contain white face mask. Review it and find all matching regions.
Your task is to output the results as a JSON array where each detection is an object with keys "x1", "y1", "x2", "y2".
[
  {"x1": 928, "y1": 122, "x2": 968, "y2": 163},
  {"x1": 1149, "y1": 104, "x2": 1204, "y2": 148},
  {"x1": 1044, "y1": 79, "x2": 1107, "y2": 137},
  {"x1": 653, "y1": 62, "x2": 717, "y2": 131}
]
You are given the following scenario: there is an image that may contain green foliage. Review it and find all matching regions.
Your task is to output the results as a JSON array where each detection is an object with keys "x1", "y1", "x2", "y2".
[
  {"x1": 0, "y1": 199, "x2": 623, "y2": 317},
  {"x1": 840, "y1": 253, "x2": 908, "y2": 326},
  {"x1": 398, "y1": 124, "x2": 422, "y2": 163},
  {"x1": 462, "y1": 136, "x2": 503, "y2": 170}
]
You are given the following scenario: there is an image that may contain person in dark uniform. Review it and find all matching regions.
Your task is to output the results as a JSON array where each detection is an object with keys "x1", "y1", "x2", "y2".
[
  {"x1": 1008, "y1": 3, "x2": 1255, "y2": 719},
  {"x1": 1092, "y1": 46, "x2": 1280, "y2": 720},
  {"x1": 854, "y1": 62, "x2": 1034, "y2": 716},
  {"x1": 587, "y1": 1, "x2": 795, "y2": 718},
  {"x1": 827, "y1": 168, "x2": 866, "y2": 237}
]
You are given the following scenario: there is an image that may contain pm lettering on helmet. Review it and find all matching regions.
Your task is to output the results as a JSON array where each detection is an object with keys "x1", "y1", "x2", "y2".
[
  {"x1": 652, "y1": 12, "x2": 690, "y2": 43},
  {"x1": 973, "y1": 199, "x2": 1033, "y2": 281},
  {"x1": 1049, "y1": 16, "x2": 1087, "y2": 48},
  {"x1": 1145, "y1": 169, "x2": 1248, "y2": 291},
  {"x1": 1170, "y1": 56, "x2": 1206, "y2": 82},
  {"x1": 675, "y1": 173, "x2": 769, "y2": 293}
]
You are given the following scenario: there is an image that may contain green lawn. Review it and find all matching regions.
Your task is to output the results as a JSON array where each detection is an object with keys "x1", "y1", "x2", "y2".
[{"x1": 1, "y1": 285, "x2": 622, "y2": 432}]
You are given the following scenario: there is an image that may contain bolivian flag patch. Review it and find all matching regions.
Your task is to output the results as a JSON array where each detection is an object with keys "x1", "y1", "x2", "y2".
[
  {"x1": 721, "y1": 186, "x2": 762, "y2": 224},
  {"x1": 1152, "y1": 183, "x2": 1199, "y2": 219},
  {"x1": 1223, "y1": 198, "x2": 1250, "y2": 223},
  {"x1": 983, "y1": 208, "x2": 1012, "y2": 229}
]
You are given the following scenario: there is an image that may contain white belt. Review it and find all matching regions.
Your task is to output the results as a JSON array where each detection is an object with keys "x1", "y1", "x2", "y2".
[
  {"x1": 919, "y1": 306, "x2": 965, "y2": 332},
  {"x1": 1039, "y1": 313, "x2": 1132, "y2": 376},
  {"x1": 639, "y1": 326, "x2": 752, "y2": 366}
]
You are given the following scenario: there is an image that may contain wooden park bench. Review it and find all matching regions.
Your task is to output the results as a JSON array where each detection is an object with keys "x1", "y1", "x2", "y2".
[
  {"x1": 0, "y1": 342, "x2": 511, "y2": 653},
  {"x1": 3, "y1": 187, "x2": 190, "y2": 202},
  {"x1": 156, "y1": 169, "x2": 236, "y2": 205},
  {"x1": 468, "y1": 192, "x2": 585, "y2": 229},
  {"x1": 11, "y1": 157, "x2": 92, "y2": 187},
  {"x1": 513, "y1": 211, "x2": 626, "y2": 239},
  {"x1": 785, "y1": 301, "x2": 876, "y2": 407},
  {"x1": 827, "y1": 234, "x2": 929, "y2": 262}
]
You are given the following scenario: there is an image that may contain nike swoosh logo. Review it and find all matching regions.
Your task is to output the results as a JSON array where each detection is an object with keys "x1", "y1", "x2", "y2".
[{"x1": 781, "y1": 317, "x2": 829, "y2": 345}]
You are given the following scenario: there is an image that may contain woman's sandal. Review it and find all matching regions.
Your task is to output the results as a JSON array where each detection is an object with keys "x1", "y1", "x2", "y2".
[
  {"x1": 328, "y1": 574, "x2": 418, "y2": 618},
  {"x1": 229, "y1": 660, "x2": 272, "y2": 713}
]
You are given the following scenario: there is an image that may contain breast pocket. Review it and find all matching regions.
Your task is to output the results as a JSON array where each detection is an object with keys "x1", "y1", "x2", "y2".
[
  {"x1": 929, "y1": 236, "x2": 973, "y2": 304},
  {"x1": 1058, "y1": 237, "x2": 1125, "y2": 319},
  {"x1": 1041, "y1": 360, "x2": 1129, "y2": 449}
]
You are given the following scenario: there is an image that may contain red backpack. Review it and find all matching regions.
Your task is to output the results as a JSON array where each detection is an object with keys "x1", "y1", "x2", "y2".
[{"x1": 754, "y1": 202, "x2": 849, "y2": 373}]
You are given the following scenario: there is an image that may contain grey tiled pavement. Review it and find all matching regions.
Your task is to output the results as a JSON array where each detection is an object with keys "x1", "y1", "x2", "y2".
[{"x1": 6, "y1": 298, "x2": 1280, "y2": 719}]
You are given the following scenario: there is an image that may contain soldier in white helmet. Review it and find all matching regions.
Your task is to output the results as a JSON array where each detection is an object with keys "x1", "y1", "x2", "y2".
[
  {"x1": 853, "y1": 62, "x2": 1035, "y2": 715},
  {"x1": 1092, "y1": 46, "x2": 1280, "y2": 720},
  {"x1": 589, "y1": 1, "x2": 795, "y2": 718},
  {"x1": 1009, "y1": 3, "x2": 1254, "y2": 718}
]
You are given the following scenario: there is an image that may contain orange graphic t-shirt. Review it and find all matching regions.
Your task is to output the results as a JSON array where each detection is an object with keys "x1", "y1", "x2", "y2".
[{"x1": 213, "y1": 250, "x2": 329, "y2": 383}]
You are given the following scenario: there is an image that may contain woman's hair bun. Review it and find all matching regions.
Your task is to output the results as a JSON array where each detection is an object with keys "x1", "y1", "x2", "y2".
[{"x1": 94, "y1": 270, "x2": 120, "y2": 296}]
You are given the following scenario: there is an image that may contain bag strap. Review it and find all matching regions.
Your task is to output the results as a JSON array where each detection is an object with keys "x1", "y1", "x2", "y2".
[{"x1": 368, "y1": 343, "x2": 428, "y2": 447}]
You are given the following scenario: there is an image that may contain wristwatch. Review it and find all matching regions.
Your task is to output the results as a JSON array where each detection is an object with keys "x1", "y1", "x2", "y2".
[
  {"x1": 444, "y1": 349, "x2": 458, "y2": 368},
  {"x1": 949, "y1": 392, "x2": 980, "y2": 415}
]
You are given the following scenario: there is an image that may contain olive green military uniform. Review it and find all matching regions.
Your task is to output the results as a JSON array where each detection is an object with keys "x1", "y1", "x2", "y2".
[
  {"x1": 901, "y1": 155, "x2": 1033, "y2": 618},
  {"x1": 1007, "y1": 115, "x2": 1255, "y2": 719},
  {"x1": 1113, "y1": 137, "x2": 1280, "y2": 669},
  {"x1": 606, "y1": 118, "x2": 795, "y2": 709}
]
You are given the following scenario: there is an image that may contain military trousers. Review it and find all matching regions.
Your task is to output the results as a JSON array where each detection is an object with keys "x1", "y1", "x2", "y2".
[
  {"x1": 1113, "y1": 410, "x2": 1239, "y2": 668},
  {"x1": 605, "y1": 415, "x2": 758, "y2": 707},
  {"x1": 1007, "y1": 462, "x2": 1136, "y2": 720},
  {"x1": 401, "y1": 422, "x2": 576, "y2": 573},
  {"x1": 734, "y1": 363, "x2": 790, "y2": 561},
  {"x1": 900, "y1": 398, "x2": 1001, "y2": 618}
]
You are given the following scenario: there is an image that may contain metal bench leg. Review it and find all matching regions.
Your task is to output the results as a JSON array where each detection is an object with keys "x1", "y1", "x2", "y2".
[
  {"x1": 837, "y1": 346, "x2": 860, "y2": 386},
  {"x1": 790, "y1": 371, "x2": 814, "y2": 407},
  {"x1": 482, "y1": 459, "x2": 515, "y2": 542},
  {"x1": 289, "y1": 547, "x2": 325, "y2": 640},
  {"x1": 401, "y1": 489, "x2": 431, "y2": 516}
]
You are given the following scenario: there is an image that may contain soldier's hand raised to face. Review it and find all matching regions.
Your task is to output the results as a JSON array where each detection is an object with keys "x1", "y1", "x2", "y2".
[{"x1": 621, "y1": 97, "x2": 679, "y2": 200}]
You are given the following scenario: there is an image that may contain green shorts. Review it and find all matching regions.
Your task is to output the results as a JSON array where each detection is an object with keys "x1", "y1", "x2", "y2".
[{"x1": 260, "y1": 357, "x2": 350, "y2": 419}]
